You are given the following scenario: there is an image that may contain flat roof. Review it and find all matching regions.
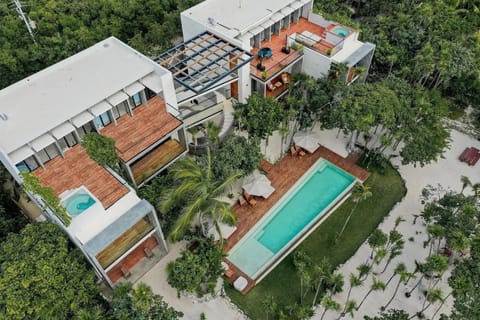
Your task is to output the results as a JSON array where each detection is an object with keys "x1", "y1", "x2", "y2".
[
  {"x1": 0, "y1": 37, "x2": 167, "y2": 154},
  {"x1": 182, "y1": 0, "x2": 302, "y2": 37}
]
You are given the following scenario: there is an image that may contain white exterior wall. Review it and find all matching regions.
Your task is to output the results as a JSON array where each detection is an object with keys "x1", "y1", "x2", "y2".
[
  {"x1": 0, "y1": 148, "x2": 21, "y2": 183},
  {"x1": 181, "y1": 13, "x2": 208, "y2": 41},
  {"x1": 238, "y1": 62, "x2": 251, "y2": 103},
  {"x1": 302, "y1": 47, "x2": 332, "y2": 79}
]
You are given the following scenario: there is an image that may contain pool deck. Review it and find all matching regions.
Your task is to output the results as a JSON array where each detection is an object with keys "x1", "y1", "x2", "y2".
[{"x1": 224, "y1": 146, "x2": 369, "y2": 294}]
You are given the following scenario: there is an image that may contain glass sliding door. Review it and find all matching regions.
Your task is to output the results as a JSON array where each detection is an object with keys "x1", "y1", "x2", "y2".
[
  {"x1": 94, "y1": 111, "x2": 112, "y2": 128},
  {"x1": 57, "y1": 132, "x2": 78, "y2": 151}
]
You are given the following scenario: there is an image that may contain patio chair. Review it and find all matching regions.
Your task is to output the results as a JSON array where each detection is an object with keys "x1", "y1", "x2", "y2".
[
  {"x1": 120, "y1": 265, "x2": 131, "y2": 278},
  {"x1": 243, "y1": 191, "x2": 257, "y2": 206},
  {"x1": 281, "y1": 73, "x2": 289, "y2": 84},
  {"x1": 238, "y1": 195, "x2": 247, "y2": 206},
  {"x1": 144, "y1": 247, "x2": 153, "y2": 258},
  {"x1": 290, "y1": 145, "x2": 298, "y2": 157}
]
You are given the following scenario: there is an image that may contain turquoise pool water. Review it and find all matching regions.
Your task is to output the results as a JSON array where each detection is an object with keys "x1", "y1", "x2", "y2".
[
  {"x1": 332, "y1": 26, "x2": 350, "y2": 37},
  {"x1": 65, "y1": 193, "x2": 96, "y2": 217},
  {"x1": 228, "y1": 159, "x2": 355, "y2": 279}
]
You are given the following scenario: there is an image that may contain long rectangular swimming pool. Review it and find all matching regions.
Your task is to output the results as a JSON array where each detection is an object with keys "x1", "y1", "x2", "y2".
[{"x1": 227, "y1": 159, "x2": 356, "y2": 280}]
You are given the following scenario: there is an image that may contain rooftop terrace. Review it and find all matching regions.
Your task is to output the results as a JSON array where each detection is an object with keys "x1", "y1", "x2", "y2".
[
  {"x1": 100, "y1": 96, "x2": 182, "y2": 162},
  {"x1": 251, "y1": 18, "x2": 350, "y2": 79},
  {"x1": 34, "y1": 145, "x2": 129, "y2": 209}
]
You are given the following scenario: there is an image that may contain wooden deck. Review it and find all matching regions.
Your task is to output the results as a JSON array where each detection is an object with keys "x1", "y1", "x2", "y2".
[
  {"x1": 224, "y1": 146, "x2": 369, "y2": 294},
  {"x1": 34, "y1": 145, "x2": 129, "y2": 209},
  {"x1": 130, "y1": 139, "x2": 186, "y2": 184},
  {"x1": 100, "y1": 96, "x2": 182, "y2": 162}
]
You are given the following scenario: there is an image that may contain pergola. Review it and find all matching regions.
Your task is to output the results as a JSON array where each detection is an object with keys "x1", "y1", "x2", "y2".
[{"x1": 154, "y1": 31, "x2": 253, "y2": 94}]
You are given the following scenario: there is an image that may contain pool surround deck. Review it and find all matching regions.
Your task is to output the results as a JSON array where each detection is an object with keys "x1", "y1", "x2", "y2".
[{"x1": 224, "y1": 146, "x2": 369, "y2": 294}]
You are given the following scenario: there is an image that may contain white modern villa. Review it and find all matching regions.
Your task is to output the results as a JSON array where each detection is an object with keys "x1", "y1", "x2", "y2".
[
  {"x1": 0, "y1": 37, "x2": 184, "y2": 286},
  {"x1": 0, "y1": 0, "x2": 375, "y2": 288}
]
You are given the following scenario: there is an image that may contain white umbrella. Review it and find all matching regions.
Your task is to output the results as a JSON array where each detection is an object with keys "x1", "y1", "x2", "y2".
[
  {"x1": 293, "y1": 130, "x2": 321, "y2": 153},
  {"x1": 242, "y1": 172, "x2": 275, "y2": 198}
]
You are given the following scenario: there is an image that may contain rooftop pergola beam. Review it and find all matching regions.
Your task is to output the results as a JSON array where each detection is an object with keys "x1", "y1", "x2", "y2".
[
  {"x1": 172, "y1": 41, "x2": 232, "y2": 77},
  {"x1": 155, "y1": 32, "x2": 215, "y2": 67},
  {"x1": 180, "y1": 46, "x2": 239, "y2": 80},
  {"x1": 188, "y1": 51, "x2": 245, "y2": 87},
  {"x1": 168, "y1": 37, "x2": 224, "y2": 71}
]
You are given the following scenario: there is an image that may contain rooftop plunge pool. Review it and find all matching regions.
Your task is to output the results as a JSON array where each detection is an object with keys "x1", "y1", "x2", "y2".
[
  {"x1": 227, "y1": 159, "x2": 356, "y2": 281},
  {"x1": 61, "y1": 187, "x2": 97, "y2": 217}
]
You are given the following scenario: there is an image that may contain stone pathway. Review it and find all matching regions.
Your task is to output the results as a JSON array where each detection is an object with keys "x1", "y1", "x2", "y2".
[{"x1": 315, "y1": 129, "x2": 480, "y2": 320}]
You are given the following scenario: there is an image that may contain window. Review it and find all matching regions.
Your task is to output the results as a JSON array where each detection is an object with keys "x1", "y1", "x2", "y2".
[
  {"x1": 78, "y1": 122, "x2": 95, "y2": 138},
  {"x1": 130, "y1": 92, "x2": 142, "y2": 108},
  {"x1": 94, "y1": 111, "x2": 112, "y2": 128},
  {"x1": 16, "y1": 156, "x2": 40, "y2": 172},
  {"x1": 113, "y1": 102, "x2": 129, "y2": 119},
  {"x1": 37, "y1": 143, "x2": 60, "y2": 164},
  {"x1": 145, "y1": 88, "x2": 157, "y2": 100},
  {"x1": 57, "y1": 132, "x2": 77, "y2": 151}
]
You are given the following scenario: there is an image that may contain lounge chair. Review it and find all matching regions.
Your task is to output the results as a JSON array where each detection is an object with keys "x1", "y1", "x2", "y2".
[
  {"x1": 238, "y1": 195, "x2": 247, "y2": 206},
  {"x1": 234, "y1": 276, "x2": 248, "y2": 292},
  {"x1": 121, "y1": 265, "x2": 131, "y2": 278},
  {"x1": 243, "y1": 191, "x2": 257, "y2": 206},
  {"x1": 290, "y1": 145, "x2": 298, "y2": 156}
]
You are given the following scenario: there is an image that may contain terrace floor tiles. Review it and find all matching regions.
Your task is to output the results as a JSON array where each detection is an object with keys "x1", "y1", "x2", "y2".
[
  {"x1": 34, "y1": 145, "x2": 129, "y2": 209},
  {"x1": 100, "y1": 96, "x2": 182, "y2": 162}
]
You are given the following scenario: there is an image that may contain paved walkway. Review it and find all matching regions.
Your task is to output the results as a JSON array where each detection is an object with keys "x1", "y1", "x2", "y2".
[
  {"x1": 136, "y1": 241, "x2": 246, "y2": 320},
  {"x1": 316, "y1": 129, "x2": 480, "y2": 320}
]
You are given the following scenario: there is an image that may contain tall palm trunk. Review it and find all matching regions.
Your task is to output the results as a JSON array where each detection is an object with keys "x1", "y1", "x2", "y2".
[
  {"x1": 382, "y1": 277, "x2": 402, "y2": 311},
  {"x1": 356, "y1": 288, "x2": 373, "y2": 311},
  {"x1": 406, "y1": 274, "x2": 424, "y2": 297},
  {"x1": 312, "y1": 279, "x2": 323, "y2": 308},
  {"x1": 431, "y1": 292, "x2": 451, "y2": 320},
  {"x1": 337, "y1": 201, "x2": 359, "y2": 241}
]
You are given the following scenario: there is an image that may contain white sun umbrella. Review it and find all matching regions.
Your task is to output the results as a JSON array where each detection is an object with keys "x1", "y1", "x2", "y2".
[
  {"x1": 242, "y1": 172, "x2": 275, "y2": 198},
  {"x1": 293, "y1": 130, "x2": 321, "y2": 153}
]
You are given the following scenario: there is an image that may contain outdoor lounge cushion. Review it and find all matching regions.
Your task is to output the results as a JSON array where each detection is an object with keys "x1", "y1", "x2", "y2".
[{"x1": 234, "y1": 276, "x2": 248, "y2": 291}]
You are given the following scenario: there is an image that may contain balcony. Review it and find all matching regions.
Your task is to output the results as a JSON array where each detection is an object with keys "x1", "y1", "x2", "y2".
[
  {"x1": 130, "y1": 139, "x2": 186, "y2": 185},
  {"x1": 266, "y1": 73, "x2": 291, "y2": 99}
]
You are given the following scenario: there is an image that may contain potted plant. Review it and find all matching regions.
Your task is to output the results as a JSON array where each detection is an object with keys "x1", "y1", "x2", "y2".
[
  {"x1": 281, "y1": 46, "x2": 290, "y2": 54},
  {"x1": 326, "y1": 48, "x2": 332, "y2": 56},
  {"x1": 261, "y1": 70, "x2": 268, "y2": 79}
]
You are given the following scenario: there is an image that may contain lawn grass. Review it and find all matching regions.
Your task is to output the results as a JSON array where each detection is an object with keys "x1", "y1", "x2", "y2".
[{"x1": 225, "y1": 163, "x2": 406, "y2": 319}]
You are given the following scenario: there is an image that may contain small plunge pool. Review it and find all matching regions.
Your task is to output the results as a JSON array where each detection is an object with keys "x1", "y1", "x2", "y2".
[{"x1": 63, "y1": 189, "x2": 96, "y2": 217}]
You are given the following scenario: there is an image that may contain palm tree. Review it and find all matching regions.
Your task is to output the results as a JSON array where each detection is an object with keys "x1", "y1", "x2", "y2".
[
  {"x1": 261, "y1": 295, "x2": 277, "y2": 320},
  {"x1": 405, "y1": 254, "x2": 448, "y2": 298},
  {"x1": 460, "y1": 175, "x2": 471, "y2": 194},
  {"x1": 161, "y1": 150, "x2": 242, "y2": 241},
  {"x1": 326, "y1": 272, "x2": 345, "y2": 298},
  {"x1": 339, "y1": 300, "x2": 357, "y2": 319},
  {"x1": 319, "y1": 296, "x2": 341, "y2": 320},
  {"x1": 410, "y1": 288, "x2": 444, "y2": 319},
  {"x1": 356, "y1": 277, "x2": 386, "y2": 311},
  {"x1": 431, "y1": 291, "x2": 452, "y2": 320},
  {"x1": 279, "y1": 124, "x2": 289, "y2": 158},
  {"x1": 337, "y1": 183, "x2": 372, "y2": 241},
  {"x1": 367, "y1": 229, "x2": 388, "y2": 260},
  {"x1": 357, "y1": 263, "x2": 371, "y2": 281},
  {"x1": 380, "y1": 238, "x2": 404, "y2": 274},
  {"x1": 381, "y1": 263, "x2": 411, "y2": 311},
  {"x1": 204, "y1": 121, "x2": 221, "y2": 146},
  {"x1": 340, "y1": 274, "x2": 362, "y2": 316},
  {"x1": 311, "y1": 258, "x2": 333, "y2": 308},
  {"x1": 187, "y1": 126, "x2": 200, "y2": 146},
  {"x1": 426, "y1": 224, "x2": 445, "y2": 257}
]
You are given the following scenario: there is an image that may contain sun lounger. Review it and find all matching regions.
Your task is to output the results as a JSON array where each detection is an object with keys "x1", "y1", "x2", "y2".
[{"x1": 243, "y1": 191, "x2": 257, "y2": 206}]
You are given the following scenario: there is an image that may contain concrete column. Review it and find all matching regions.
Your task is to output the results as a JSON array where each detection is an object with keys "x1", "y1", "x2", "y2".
[
  {"x1": 237, "y1": 61, "x2": 251, "y2": 103},
  {"x1": 140, "y1": 90, "x2": 148, "y2": 107}
]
